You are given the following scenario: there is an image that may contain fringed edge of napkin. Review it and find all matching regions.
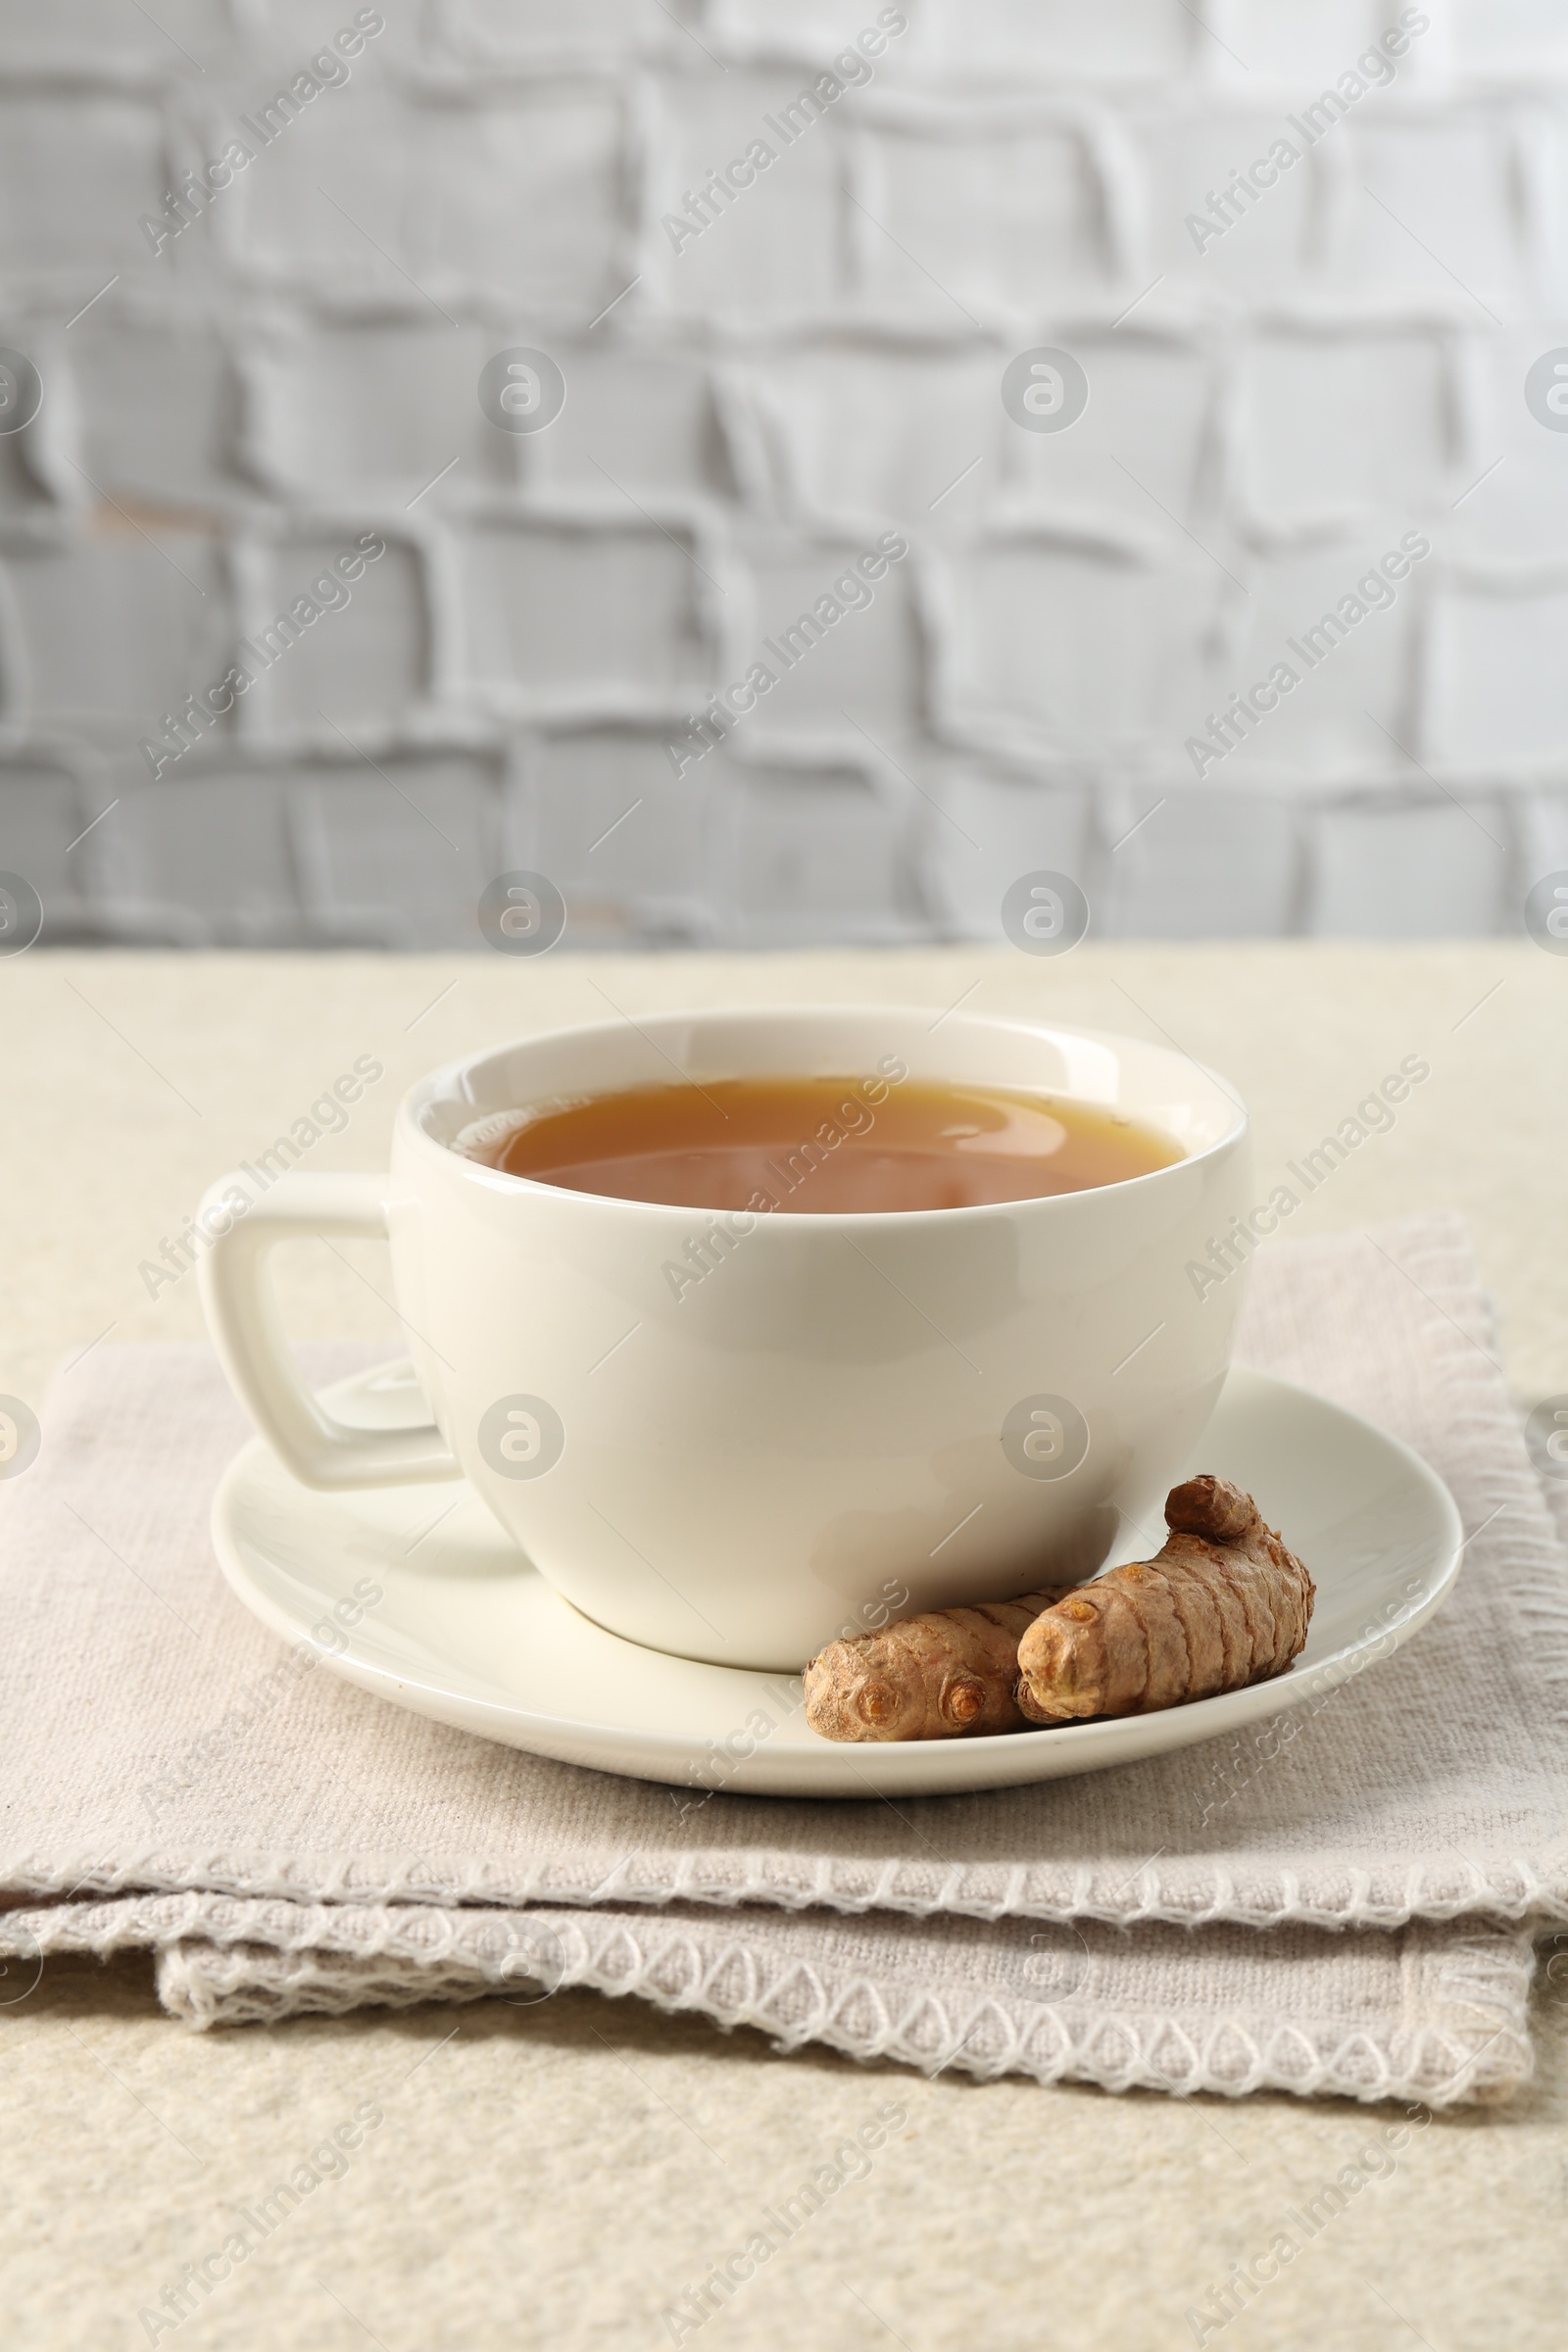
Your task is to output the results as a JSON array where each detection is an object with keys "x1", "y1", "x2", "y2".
[
  {"x1": 0, "y1": 1892, "x2": 1537, "y2": 2108},
  {"x1": 1392, "y1": 1212, "x2": 1568, "y2": 1722},
  {"x1": 10, "y1": 1850, "x2": 1568, "y2": 1936}
]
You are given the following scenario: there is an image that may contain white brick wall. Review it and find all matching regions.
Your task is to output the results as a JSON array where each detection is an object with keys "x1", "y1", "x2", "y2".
[{"x1": 1, "y1": 0, "x2": 1566, "y2": 946}]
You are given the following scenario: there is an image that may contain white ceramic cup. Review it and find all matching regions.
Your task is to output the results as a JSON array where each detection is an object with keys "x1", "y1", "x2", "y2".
[{"x1": 199, "y1": 1006, "x2": 1251, "y2": 1672}]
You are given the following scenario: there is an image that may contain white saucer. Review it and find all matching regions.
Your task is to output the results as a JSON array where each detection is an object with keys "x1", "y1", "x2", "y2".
[{"x1": 211, "y1": 1361, "x2": 1463, "y2": 1799}]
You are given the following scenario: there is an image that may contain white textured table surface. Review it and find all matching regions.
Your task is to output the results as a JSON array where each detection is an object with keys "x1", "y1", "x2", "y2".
[{"x1": 4, "y1": 946, "x2": 1566, "y2": 2352}]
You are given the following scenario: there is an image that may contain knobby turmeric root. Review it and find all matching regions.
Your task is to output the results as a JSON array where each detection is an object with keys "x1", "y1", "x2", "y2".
[
  {"x1": 803, "y1": 1588, "x2": 1074, "y2": 1743},
  {"x1": 1015, "y1": 1474, "x2": 1313, "y2": 1723}
]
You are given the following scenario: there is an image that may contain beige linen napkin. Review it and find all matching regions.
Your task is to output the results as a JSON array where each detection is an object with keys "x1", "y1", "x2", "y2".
[{"x1": 2, "y1": 1212, "x2": 1561, "y2": 2102}]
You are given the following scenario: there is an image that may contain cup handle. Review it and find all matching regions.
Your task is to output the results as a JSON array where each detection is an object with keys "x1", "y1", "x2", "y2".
[{"x1": 197, "y1": 1170, "x2": 462, "y2": 1491}]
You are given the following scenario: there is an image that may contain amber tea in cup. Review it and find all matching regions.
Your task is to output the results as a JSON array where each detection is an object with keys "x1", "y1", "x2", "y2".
[{"x1": 457, "y1": 1072, "x2": 1182, "y2": 1214}]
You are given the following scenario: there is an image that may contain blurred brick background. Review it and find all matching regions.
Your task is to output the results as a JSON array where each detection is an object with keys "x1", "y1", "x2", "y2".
[{"x1": 1, "y1": 0, "x2": 1565, "y2": 947}]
